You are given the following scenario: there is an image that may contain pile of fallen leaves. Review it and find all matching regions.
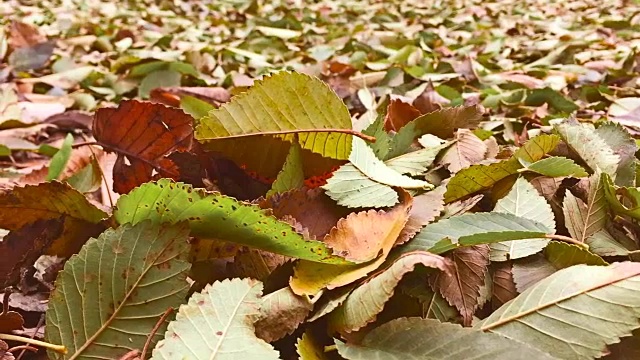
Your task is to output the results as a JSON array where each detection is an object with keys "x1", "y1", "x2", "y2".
[{"x1": 4, "y1": 0, "x2": 640, "y2": 359}]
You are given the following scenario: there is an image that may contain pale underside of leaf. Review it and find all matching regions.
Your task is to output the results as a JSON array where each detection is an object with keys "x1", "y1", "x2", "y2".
[
  {"x1": 46, "y1": 221, "x2": 191, "y2": 360},
  {"x1": 562, "y1": 173, "x2": 607, "y2": 243},
  {"x1": 478, "y1": 262, "x2": 640, "y2": 360},
  {"x1": 151, "y1": 278, "x2": 279, "y2": 360},
  {"x1": 441, "y1": 129, "x2": 487, "y2": 173},
  {"x1": 490, "y1": 177, "x2": 555, "y2": 261},
  {"x1": 255, "y1": 286, "x2": 313, "y2": 343},
  {"x1": 556, "y1": 121, "x2": 619, "y2": 177},
  {"x1": 335, "y1": 317, "x2": 555, "y2": 360},
  {"x1": 323, "y1": 164, "x2": 399, "y2": 208}
]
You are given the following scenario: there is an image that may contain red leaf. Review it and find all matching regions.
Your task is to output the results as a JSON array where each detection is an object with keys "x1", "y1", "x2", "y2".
[{"x1": 93, "y1": 100, "x2": 193, "y2": 194}]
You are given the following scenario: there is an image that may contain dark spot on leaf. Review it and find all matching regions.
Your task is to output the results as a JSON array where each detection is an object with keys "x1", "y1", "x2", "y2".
[{"x1": 216, "y1": 331, "x2": 223, "y2": 336}]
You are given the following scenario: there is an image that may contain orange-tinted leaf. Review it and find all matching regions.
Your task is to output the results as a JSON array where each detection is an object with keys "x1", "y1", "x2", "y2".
[
  {"x1": 384, "y1": 99, "x2": 422, "y2": 132},
  {"x1": 0, "y1": 311, "x2": 23, "y2": 333},
  {"x1": 413, "y1": 81, "x2": 451, "y2": 114},
  {"x1": 0, "y1": 217, "x2": 64, "y2": 288},
  {"x1": 290, "y1": 191, "x2": 412, "y2": 296},
  {"x1": 93, "y1": 100, "x2": 193, "y2": 194},
  {"x1": 8, "y1": 20, "x2": 45, "y2": 49},
  {"x1": 0, "y1": 182, "x2": 107, "y2": 257},
  {"x1": 429, "y1": 245, "x2": 490, "y2": 326},
  {"x1": 227, "y1": 248, "x2": 290, "y2": 281}
]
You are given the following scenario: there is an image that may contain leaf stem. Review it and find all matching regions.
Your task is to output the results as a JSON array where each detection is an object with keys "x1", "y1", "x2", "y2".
[
  {"x1": 141, "y1": 308, "x2": 174, "y2": 360},
  {"x1": 71, "y1": 141, "x2": 98, "y2": 149},
  {"x1": 544, "y1": 234, "x2": 589, "y2": 249},
  {"x1": 0, "y1": 334, "x2": 66, "y2": 354}
]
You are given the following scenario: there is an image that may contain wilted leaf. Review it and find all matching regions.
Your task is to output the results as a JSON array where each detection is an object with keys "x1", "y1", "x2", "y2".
[
  {"x1": 383, "y1": 99, "x2": 421, "y2": 132},
  {"x1": 151, "y1": 278, "x2": 279, "y2": 360},
  {"x1": 441, "y1": 129, "x2": 487, "y2": 173},
  {"x1": 556, "y1": 120, "x2": 619, "y2": 177},
  {"x1": 114, "y1": 179, "x2": 348, "y2": 264},
  {"x1": 196, "y1": 72, "x2": 356, "y2": 160},
  {"x1": 430, "y1": 245, "x2": 490, "y2": 326},
  {"x1": 0, "y1": 181, "x2": 107, "y2": 257},
  {"x1": 328, "y1": 251, "x2": 451, "y2": 333},
  {"x1": 478, "y1": 262, "x2": 640, "y2": 360},
  {"x1": 255, "y1": 286, "x2": 313, "y2": 342},
  {"x1": 93, "y1": 100, "x2": 193, "y2": 194},
  {"x1": 0, "y1": 217, "x2": 64, "y2": 288},
  {"x1": 335, "y1": 317, "x2": 554, "y2": 360},
  {"x1": 490, "y1": 177, "x2": 555, "y2": 261},
  {"x1": 46, "y1": 221, "x2": 191, "y2": 360}
]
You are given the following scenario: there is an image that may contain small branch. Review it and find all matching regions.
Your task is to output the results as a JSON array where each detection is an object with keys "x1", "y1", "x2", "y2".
[
  {"x1": 8, "y1": 345, "x2": 37, "y2": 354},
  {"x1": 71, "y1": 141, "x2": 99, "y2": 149},
  {"x1": 0, "y1": 334, "x2": 66, "y2": 354},
  {"x1": 140, "y1": 308, "x2": 174, "y2": 360},
  {"x1": 544, "y1": 234, "x2": 589, "y2": 249}
]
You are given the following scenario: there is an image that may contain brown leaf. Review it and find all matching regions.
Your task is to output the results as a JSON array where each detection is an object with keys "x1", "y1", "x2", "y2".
[
  {"x1": 412, "y1": 81, "x2": 451, "y2": 115},
  {"x1": 8, "y1": 21, "x2": 46, "y2": 49},
  {"x1": 93, "y1": 100, "x2": 193, "y2": 194},
  {"x1": 189, "y1": 238, "x2": 239, "y2": 262},
  {"x1": 429, "y1": 244, "x2": 490, "y2": 326},
  {"x1": 511, "y1": 254, "x2": 556, "y2": 293},
  {"x1": 0, "y1": 218, "x2": 64, "y2": 288},
  {"x1": 441, "y1": 129, "x2": 487, "y2": 173},
  {"x1": 259, "y1": 188, "x2": 351, "y2": 239},
  {"x1": 150, "y1": 87, "x2": 231, "y2": 108},
  {"x1": 227, "y1": 247, "x2": 290, "y2": 281},
  {"x1": 43, "y1": 110, "x2": 94, "y2": 130},
  {"x1": 491, "y1": 262, "x2": 518, "y2": 310},
  {"x1": 255, "y1": 287, "x2": 313, "y2": 343},
  {"x1": 396, "y1": 187, "x2": 445, "y2": 245},
  {"x1": 384, "y1": 99, "x2": 422, "y2": 132}
]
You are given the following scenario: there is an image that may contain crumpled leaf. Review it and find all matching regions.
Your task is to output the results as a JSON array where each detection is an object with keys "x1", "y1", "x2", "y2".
[
  {"x1": 490, "y1": 177, "x2": 555, "y2": 261},
  {"x1": 255, "y1": 286, "x2": 313, "y2": 342},
  {"x1": 335, "y1": 317, "x2": 554, "y2": 360},
  {"x1": 556, "y1": 120, "x2": 619, "y2": 177},
  {"x1": 93, "y1": 100, "x2": 193, "y2": 194},
  {"x1": 430, "y1": 245, "x2": 490, "y2": 326},
  {"x1": 327, "y1": 251, "x2": 452, "y2": 334},
  {"x1": 151, "y1": 278, "x2": 279, "y2": 360},
  {"x1": 0, "y1": 181, "x2": 107, "y2": 257},
  {"x1": 46, "y1": 221, "x2": 191, "y2": 360}
]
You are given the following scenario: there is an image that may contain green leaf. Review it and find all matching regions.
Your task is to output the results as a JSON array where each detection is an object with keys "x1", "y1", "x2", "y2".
[
  {"x1": 46, "y1": 221, "x2": 191, "y2": 360},
  {"x1": 323, "y1": 164, "x2": 399, "y2": 208},
  {"x1": 445, "y1": 134, "x2": 559, "y2": 203},
  {"x1": 151, "y1": 278, "x2": 279, "y2": 360},
  {"x1": 180, "y1": 95, "x2": 215, "y2": 120},
  {"x1": 46, "y1": 133, "x2": 74, "y2": 181},
  {"x1": 522, "y1": 156, "x2": 588, "y2": 178},
  {"x1": 524, "y1": 87, "x2": 579, "y2": 113},
  {"x1": 66, "y1": 155, "x2": 102, "y2": 193},
  {"x1": 139, "y1": 69, "x2": 182, "y2": 98},
  {"x1": 327, "y1": 251, "x2": 451, "y2": 334},
  {"x1": 195, "y1": 71, "x2": 354, "y2": 160},
  {"x1": 335, "y1": 317, "x2": 555, "y2": 360},
  {"x1": 407, "y1": 212, "x2": 552, "y2": 255},
  {"x1": 556, "y1": 120, "x2": 619, "y2": 177},
  {"x1": 490, "y1": 178, "x2": 555, "y2": 261},
  {"x1": 114, "y1": 179, "x2": 348, "y2": 264},
  {"x1": 544, "y1": 241, "x2": 607, "y2": 268},
  {"x1": 562, "y1": 173, "x2": 607, "y2": 243},
  {"x1": 267, "y1": 143, "x2": 304, "y2": 197},
  {"x1": 586, "y1": 229, "x2": 632, "y2": 256},
  {"x1": 478, "y1": 262, "x2": 640, "y2": 360},
  {"x1": 401, "y1": 273, "x2": 458, "y2": 322}
]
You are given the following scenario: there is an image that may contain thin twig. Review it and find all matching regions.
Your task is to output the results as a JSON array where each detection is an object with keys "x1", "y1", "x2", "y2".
[
  {"x1": 0, "y1": 334, "x2": 66, "y2": 354},
  {"x1": 140, "y1": 308, "x2": 174, "y2": 360},
  {"x1": 17, "y1": 314, "x2": 45, "y2": 360},
  {"x1": 8, "y1": 345, "x2": 37, "y2": 354},
  {"x1": 544, "y1": 234, "x2": 589, "y2": 249},
  {"x1": 71, "y1": 141, "x2": 99, "y2": 149}
]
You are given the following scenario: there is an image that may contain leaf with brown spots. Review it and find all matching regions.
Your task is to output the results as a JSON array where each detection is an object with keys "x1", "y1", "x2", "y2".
[
  {"x1": 429, "y1": 245, "x2": 490, "y2": 326},
  {"x1": 46, "y1": 221, "x2": 191, "y2": 360},
  {"x1": 0, "y1": 217, "x2": 64, "y2": 288},
  {"x1": 0, "y1": 181, "x2": 107, "y2": 257},
  {"x1": 93, "y1": 100, "x2": 193, "y2": 194}
]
